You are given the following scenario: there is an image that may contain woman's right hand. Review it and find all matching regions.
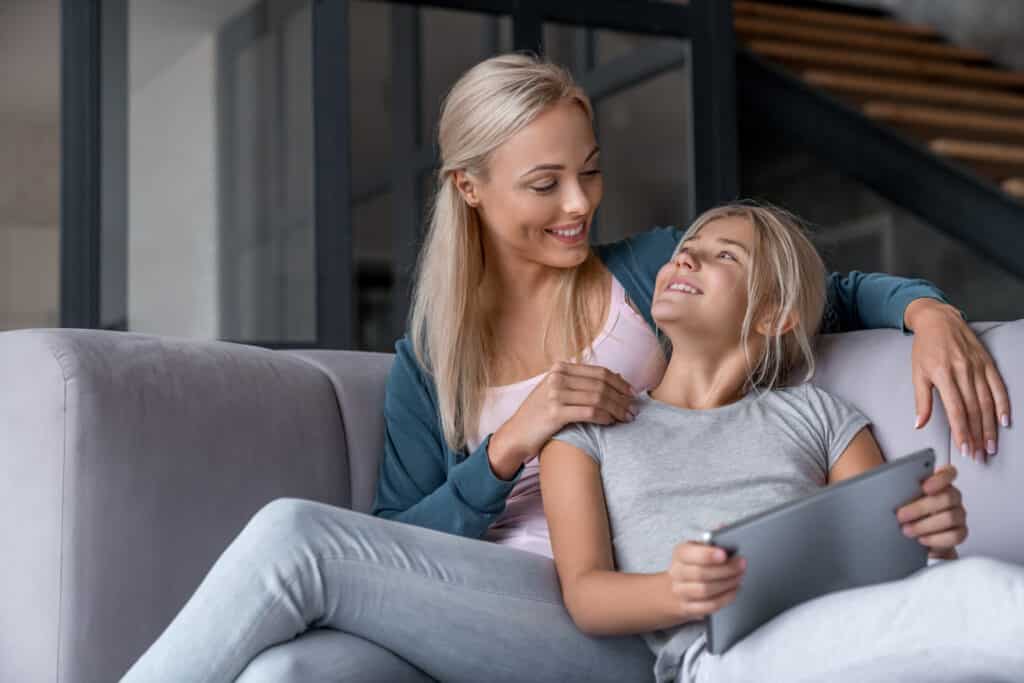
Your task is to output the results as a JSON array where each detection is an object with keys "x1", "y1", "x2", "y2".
[
  {"x1": 666, "y1": 541, "x2": 746, "y2": 623},
  {"x1": 487, "y1": 361, "x2": 636, "y2": 479}
]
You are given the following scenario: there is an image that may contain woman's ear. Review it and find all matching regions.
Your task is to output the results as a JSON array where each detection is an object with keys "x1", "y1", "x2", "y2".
[{"x1": 452, "y1": 170, "x2": 481, "y2": 208}]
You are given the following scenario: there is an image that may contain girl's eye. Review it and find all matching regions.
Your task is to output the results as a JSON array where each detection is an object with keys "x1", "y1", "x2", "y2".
[{"x1": 718, "y1": 251, "x2": 736, "y2": 261}]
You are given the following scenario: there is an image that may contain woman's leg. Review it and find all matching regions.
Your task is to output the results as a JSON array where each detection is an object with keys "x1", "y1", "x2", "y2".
[
  {"x1": 679, "y1": 556, "x2": 1024, "y2": 683},
  {"x1": 121, "y1": 498, "x2": 655, "y2": 683},
  {"x1": 236, "y1": 629, "x2": 434, "y2": 683}
]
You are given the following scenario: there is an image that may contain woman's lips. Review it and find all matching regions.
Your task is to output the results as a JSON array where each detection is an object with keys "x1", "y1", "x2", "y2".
[{"x1": 545, "y1": 222, "x2": 587, "y2": 244}]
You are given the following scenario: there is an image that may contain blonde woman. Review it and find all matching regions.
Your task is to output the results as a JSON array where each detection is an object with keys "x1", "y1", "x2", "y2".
[
  {"x1": 540, "y1": 203, "x2": 1024, "y2": 682},
  {"x1": 124, "y1": 55, "x2": 1011, "y2": 682}
]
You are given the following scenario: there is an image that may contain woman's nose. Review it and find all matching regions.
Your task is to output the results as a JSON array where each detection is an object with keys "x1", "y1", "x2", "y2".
[{"x1": 562, "y1": 181, "x2": 591, "y2": 218}]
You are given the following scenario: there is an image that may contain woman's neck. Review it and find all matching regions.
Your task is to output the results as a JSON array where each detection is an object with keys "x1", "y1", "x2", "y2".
[{"x1": 649, "y1": 338, "x2": 751, "y2": 410}]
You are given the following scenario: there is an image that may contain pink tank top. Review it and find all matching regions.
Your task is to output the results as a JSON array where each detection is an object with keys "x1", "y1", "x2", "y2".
[{"x1": 466, "y1": 276, "x2": 667, "y2": 558}]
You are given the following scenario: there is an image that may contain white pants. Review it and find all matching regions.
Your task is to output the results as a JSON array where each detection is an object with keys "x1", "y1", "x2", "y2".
[{"x1": 679, "y1": 556, "x2": 1024, "y2": 683}]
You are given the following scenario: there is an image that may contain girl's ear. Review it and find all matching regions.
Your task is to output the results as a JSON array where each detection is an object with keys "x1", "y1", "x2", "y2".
[
  {"x1": 755, "y1": 309, "x2": 799, "y2": 337},
  {"x1": 452, "y1": 170, "x2": 481, "y2": 208}
]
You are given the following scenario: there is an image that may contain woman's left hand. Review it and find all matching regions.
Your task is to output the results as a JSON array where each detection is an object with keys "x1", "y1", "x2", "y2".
[
  {"x1": 895, "y1": 464, "x2": 967, "y2": 559},
  {"x1": 906, "y1": 298, "x2": 1011, "y2": 464}
]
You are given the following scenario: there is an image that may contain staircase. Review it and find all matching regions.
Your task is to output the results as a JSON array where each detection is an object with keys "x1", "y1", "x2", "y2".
[{"x1": 733, "y1": 0, "x2": 1024, "y2": 277}]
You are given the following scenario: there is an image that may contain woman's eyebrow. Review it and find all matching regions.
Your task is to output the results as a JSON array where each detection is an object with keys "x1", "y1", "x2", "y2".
[{"x1": 519, "y1": 146, "x2": 601, "y2": 177}]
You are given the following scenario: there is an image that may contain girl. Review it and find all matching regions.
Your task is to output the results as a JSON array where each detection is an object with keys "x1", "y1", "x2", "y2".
[
  {"x1": 124, "y1": 55, "x2": 1011, "y2": 682},
  {"x1": 540, "y1": 202, "x2": 1024, "y2": 683}
]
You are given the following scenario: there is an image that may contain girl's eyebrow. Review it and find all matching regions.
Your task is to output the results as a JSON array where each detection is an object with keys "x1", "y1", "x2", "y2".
[
  {"x1": 519, "y1": 146, "x2": 601, "y2": 178},
  {"x1": 686, "y1": 234, "x2": 750, "y2": 255}
]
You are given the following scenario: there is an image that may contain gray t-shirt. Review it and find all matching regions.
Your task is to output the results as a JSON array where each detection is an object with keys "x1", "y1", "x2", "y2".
[{"x1": 551, "y1": 383, "x2": 870, "y2": 683}]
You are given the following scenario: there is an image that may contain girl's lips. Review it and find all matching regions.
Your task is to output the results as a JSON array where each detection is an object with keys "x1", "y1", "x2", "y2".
[{"x1": 664, "y1": 276, "x2": 704, "y2": 295}]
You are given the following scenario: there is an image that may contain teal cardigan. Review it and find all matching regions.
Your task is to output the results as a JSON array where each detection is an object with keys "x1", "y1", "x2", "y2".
[{"x1": 371, "y1": 227, "x2": 951, "y2": 538}]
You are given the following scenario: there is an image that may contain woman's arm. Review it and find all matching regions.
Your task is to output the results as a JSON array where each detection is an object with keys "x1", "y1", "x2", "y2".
[
  {"x1": 539, "y1": 439, "x2": 684, "y2": 636},
  {"x1": 372, "y1": 339, "x2": 518, "y2": 538},
  {"x1": 826, "y1": 427, "x2": 965, "y2": 560}
]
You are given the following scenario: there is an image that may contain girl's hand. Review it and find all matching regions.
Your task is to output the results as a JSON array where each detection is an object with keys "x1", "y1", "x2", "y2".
[
  {"x1": 488, "y1": 362, "x2": 636, "y2": 479},
  {"x1": 906, "y1": 299, "x2": 1011, "y2": 463},
  {"x1": 666, "y1": 541, "x2": 746, "y2": 623},
  {"x1": 895, "y1": 464, "x2": 968, "y2": 559}
]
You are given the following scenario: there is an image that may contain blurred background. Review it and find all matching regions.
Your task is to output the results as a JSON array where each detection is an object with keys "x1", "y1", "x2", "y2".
[{"x1": 2, "y1": 0, "x2": 1023, "y2": 352}]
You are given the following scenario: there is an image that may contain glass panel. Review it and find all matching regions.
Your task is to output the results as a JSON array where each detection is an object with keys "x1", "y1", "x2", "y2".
[
  {"x1": 584, "y1": 28, "x2": 693, "y2": 243},
  {"x1": 127, "y1": 0, "x2": 315, "y2": 342},
  {"x1": 0, "y1": 0, "x2": 61, "y2": 331},
  {"x1": 740, "y1": 135, "x2": 1024, "y2": 321}
]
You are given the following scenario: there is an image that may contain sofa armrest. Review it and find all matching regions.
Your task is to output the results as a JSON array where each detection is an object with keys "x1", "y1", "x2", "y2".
[{"x1": 0, "y1": 329, "x2": 350, "y2": 683}]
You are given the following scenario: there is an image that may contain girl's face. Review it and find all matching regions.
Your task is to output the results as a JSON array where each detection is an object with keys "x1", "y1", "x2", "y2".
[
  {"x1": 651, "y1": 216, "x2": 755, "y2": 343},
  {"x1": 456, "y1": 98, "x2": 603, "y2": 271}
]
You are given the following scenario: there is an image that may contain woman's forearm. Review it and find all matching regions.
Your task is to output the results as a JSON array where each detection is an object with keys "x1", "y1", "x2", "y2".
[{"x1": 564, "y1": 569, "x2": 689, "y2": 636}]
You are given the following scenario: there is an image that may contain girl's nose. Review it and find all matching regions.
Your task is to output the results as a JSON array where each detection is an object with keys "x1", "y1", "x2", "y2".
[{"x1": 675, "y1": 249, "x2": 698, "y2": 271}]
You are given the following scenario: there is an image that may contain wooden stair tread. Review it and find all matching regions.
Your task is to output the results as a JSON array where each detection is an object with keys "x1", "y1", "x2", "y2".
[
  {"x1": 929, "y1": 139, "x2": 1024, "y2": 164},
  {"x1": 735, "y1": 17, "x2": 988, "y2": 63},
  {"x1": 734, "y1": 1, "x2": 938, "y2": 38},
  {"x1": 749, "y1": 40, "x2": 1024, "y2": 89},
  {"x1": 1003, "y1": 178, "x2": 1024, "y2": 198},
  {"x1": 803, "y1": 71, "x2": 1024, "y2": 114},
  {"x1": 864, "y1": 102, "x2": 1024, "y2": 138}
]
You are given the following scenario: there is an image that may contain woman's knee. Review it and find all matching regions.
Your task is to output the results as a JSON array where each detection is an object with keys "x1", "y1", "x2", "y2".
[{"x1": 241, "y1": 497, "x2": 349, "y2": 547}]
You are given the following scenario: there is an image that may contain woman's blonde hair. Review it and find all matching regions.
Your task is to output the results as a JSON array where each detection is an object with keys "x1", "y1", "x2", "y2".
[
  {"x1": 670, "y1": 200, "x2": 827, "y2": 392},
  {"x1": 409, "y1": 53, "x2": 605, "y2": 452}
]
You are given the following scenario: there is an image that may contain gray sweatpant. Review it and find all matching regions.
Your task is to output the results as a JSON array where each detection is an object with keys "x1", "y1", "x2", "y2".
[
  {"x1": 679, "y1": 555, "x2": 1024, "y2": 683},
  {"x1": 120, "y1": 498, "x2": 655, "y2": 682}
]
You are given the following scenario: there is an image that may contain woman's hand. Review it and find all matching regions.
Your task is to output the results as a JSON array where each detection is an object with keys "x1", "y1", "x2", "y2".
[
  {"x1": 905, "y1": 299, "x2": 1011, "y2": 464},
  {"x1": 666, "y1": 541, "x2": 746, "y2": 623},
  {"x1": 895, "y1": 464, "x2": 968, "y2": 560},
  {"x1": 488, "y1": 362, "x2": 636, "y2": 479}
]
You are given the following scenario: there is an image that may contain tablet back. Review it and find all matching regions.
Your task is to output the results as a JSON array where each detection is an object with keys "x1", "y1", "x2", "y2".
[{"x1": 704, "y1": 448, "x2": 935, "y2": 655}]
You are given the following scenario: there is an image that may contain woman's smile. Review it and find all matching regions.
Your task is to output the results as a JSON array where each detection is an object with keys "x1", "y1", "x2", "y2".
[{"x1": 544, "y1": 221, "x2": 588, "y2": 245}]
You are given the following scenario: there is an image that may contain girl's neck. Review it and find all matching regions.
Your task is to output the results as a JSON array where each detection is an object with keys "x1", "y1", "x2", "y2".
[{"x1": 649, "y1": 339, "x2": 751, "y2": 410}]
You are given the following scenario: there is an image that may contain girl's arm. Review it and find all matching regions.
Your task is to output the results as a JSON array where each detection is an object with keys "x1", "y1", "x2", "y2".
[
  {"x1": 540, "y1": 438, "x2": 741, "y2": 634},
  {"x1": 826, "y1": 427, "x2": 964, "y2": 560},
  {"x1": 539, "y1": 439, "x2": 687, "y2": 636}
]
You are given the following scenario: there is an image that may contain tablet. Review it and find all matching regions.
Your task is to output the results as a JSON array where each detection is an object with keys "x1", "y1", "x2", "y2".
[{"x1": 702, "y1": 448, "x2": 935, "y2": 655}]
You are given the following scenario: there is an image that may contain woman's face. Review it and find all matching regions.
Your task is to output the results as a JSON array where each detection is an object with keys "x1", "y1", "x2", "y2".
[
  {"x1": 458, "y1": 98, "x2": 603, "y2": 271},
  {"x1": 651, "y1": 216, "x2": 755, "y2": 343}
]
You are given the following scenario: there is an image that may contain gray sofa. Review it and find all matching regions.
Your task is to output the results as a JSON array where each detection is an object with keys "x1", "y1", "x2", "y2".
[{"x1": 2, "y1": 323, "x2": 1022, "y2": 682}]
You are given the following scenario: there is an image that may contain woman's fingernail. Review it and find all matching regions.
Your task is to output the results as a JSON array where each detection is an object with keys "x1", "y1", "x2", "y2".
[
  {"x1": 986, "y1": 440, "x2": 997, "y2": 456},
  {"x1": 975, "y1": 449, "x2": 984, "y2": 461},
  {"x1": 1001, "y1": 414, "x2": 1011, "y2": 428},
  {"x1": 914, "y1": 415, "x2": 923, "y2": 430},
  {"x1": 960, "y1": 443, "x2": 969, "y2": 459}
]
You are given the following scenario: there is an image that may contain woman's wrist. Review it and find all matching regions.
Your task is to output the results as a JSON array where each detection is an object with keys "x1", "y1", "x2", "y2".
[
  {"x1": 903, "y1": 298, "x2": 961, "y2": 332},
  {"x1": 487, "y1": 427, "x2": 526, "y2": 481}
]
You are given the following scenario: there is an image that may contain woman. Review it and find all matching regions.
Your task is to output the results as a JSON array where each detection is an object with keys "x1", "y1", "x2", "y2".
[
  {"x1": 123, "y1": 54, "x2": 1011, "y2": 682},
  {"x1": 540, "y1": 202, "x2": 1023, "y2": 682}
]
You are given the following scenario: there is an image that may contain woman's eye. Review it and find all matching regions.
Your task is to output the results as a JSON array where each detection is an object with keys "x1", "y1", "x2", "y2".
[
  {"x1": 581, "y1": 169, "x2": 602, "y2": 177},
  {"x1": 531, "y1": 182, "x2": 557, "y2": 193}
]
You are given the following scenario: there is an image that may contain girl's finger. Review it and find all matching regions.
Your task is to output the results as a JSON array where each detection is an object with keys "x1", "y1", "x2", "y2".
[
  {"x1": 916, "y1": 528, "x2": 967, "y2": 550},
  {"x1": 902, "y1": 508, "x2": 966, "y2": 538}
]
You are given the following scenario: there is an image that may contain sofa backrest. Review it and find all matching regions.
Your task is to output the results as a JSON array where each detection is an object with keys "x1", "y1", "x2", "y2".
[{"x1": 300, "y1": 321, "x2": 1024, "y2": 565}]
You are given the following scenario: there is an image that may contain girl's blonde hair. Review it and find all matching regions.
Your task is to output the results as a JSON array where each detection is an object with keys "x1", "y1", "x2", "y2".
[
  {"x1": 409, "y1": 53, "x2": 605, "y2": 452},
  {"x1": 670, "y1": 201, "x2": 827, "y2": 392}
]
